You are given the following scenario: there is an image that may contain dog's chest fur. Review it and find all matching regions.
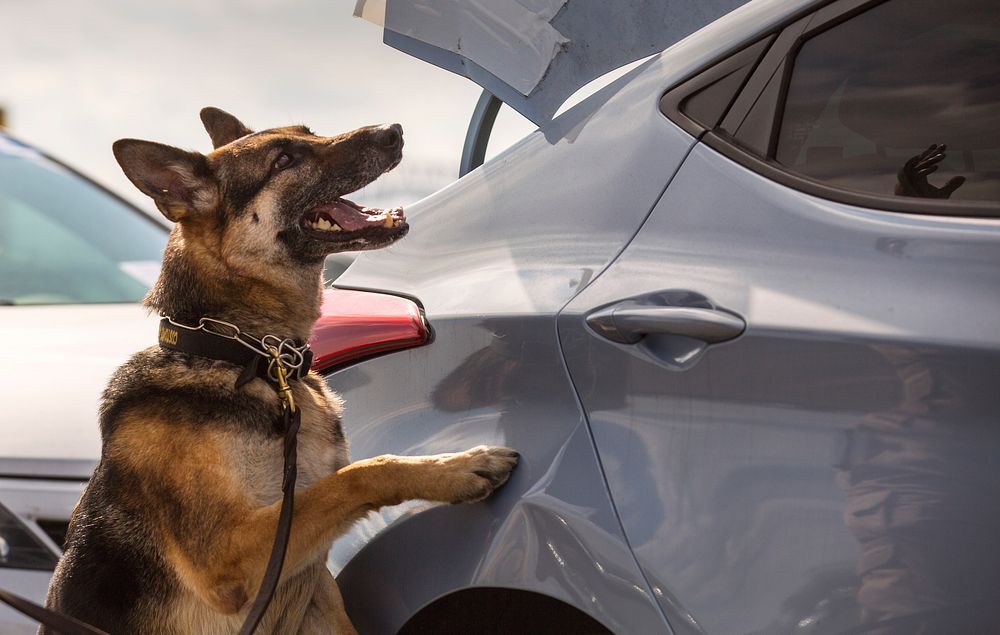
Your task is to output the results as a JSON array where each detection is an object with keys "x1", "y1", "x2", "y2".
[
  {"x1": 47, "y1": 349, "x2": 353, "y2": 634},
  {"x1": 114, "y1": 350, "x2": 350, "y2": 501},
  {"x1": 169, "y1": 373, "x2": 350, "y2": 634},
  {"x1": 228, "y1": 376, "x2": 349, "y2": 506}
]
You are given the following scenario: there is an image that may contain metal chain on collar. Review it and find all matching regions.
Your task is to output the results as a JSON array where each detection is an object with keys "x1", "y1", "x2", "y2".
[{"x1": 161, "y1": 314, "x2": 309, "y2": 383}]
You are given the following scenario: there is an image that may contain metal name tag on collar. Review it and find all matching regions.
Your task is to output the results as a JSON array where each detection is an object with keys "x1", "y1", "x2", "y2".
[{"x1": 158, "y1": 324, "x2": 179, "y2": 345}]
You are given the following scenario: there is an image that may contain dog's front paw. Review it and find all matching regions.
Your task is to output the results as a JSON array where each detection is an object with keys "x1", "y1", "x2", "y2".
[{"x1": 436, "y1": 445, "x2": 519, "y2": 504}]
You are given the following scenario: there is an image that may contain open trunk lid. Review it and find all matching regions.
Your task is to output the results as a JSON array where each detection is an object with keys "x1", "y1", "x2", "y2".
[{"x1": 355, "y1": 0, "x2": 749, "y2": 124}]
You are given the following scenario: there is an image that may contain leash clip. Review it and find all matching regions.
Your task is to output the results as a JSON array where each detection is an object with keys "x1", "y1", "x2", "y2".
[{"x1": 267, "y1": 347, "x2": 296, "y2": 413}]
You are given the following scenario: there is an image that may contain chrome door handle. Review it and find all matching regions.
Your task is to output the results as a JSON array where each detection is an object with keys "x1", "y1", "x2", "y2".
[{"x1": 586, "y1": 303, "x2": 745, "y2": 345}]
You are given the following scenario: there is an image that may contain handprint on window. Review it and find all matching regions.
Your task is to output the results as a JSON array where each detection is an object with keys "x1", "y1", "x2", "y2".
[{"x1": 895, "y1": 143, "x2": 966, "y2": 199}]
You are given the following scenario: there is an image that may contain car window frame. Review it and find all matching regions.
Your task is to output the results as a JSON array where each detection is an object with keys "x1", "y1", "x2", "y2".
[{"x1": 660, "y1": 0, "x2": 1000, "y2": 218}]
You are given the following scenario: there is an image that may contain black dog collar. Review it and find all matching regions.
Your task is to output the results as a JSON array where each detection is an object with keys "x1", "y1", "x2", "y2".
[{"x1": 158, "y1": 317, "x2": 313, "y2": 389}]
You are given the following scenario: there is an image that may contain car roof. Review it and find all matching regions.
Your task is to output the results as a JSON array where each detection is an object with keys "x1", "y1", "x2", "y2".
[
  {"x1": 358, "y1": 0, "x2": 822, "y2": 124},
  {"x1": 0, "y1": 130, "x2": 48, "y2": 161},
  {"x1": 0, "y1": 130, "x2": 170, "y2": 232}
]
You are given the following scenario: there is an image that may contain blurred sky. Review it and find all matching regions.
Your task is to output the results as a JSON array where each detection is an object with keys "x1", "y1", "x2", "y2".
[{"x1": 0, "y1": 0, "x2": 537, "y2": 213}]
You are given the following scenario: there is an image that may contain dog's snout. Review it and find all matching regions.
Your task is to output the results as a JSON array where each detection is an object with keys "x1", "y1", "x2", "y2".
[{"x1": 376, "y1": 124, "x2": 403, "y2": 151}]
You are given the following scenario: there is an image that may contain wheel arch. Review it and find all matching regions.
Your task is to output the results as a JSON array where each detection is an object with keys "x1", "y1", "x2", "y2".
[{"x1": 397, "y1": 586, "x2": 613, "y2": 635}]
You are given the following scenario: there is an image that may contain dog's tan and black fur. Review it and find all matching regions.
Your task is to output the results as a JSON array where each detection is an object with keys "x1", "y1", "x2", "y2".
[{"x1": 42, "y1": 108, "x2": 518, "y2": 635}]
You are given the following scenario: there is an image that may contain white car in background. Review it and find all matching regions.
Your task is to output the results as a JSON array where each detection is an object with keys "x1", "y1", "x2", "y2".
[{"x1": 0, "y1": 132, "x2": 168, "y2": 633}]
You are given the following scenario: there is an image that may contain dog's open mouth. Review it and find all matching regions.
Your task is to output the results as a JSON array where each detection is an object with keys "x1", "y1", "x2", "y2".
[{"x1": 301, "y1": 198, "x2": 406, "y2": 239}]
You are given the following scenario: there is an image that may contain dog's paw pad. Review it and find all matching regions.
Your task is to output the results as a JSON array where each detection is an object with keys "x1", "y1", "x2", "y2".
[{"x1": 446, "y1": 445, "x2": 519, "y2": 504}]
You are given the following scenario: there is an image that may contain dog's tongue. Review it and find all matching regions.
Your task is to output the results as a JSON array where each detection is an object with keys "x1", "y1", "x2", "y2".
[{"x1": 314, "y1": 200, "x2": 390, "y2": 231}]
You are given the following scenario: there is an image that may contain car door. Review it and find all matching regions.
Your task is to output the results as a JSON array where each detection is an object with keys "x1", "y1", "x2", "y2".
[{"x1": 559, "y1": 1, "x2": 1000, "y2": 633}]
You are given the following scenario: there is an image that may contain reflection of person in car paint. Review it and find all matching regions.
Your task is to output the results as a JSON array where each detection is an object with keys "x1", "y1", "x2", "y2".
[
  {"x1": 895, "y1": 143, "x2": 965, "y2": 199},
  {"x1": 836, "y1": 344, "x2": 1000, "y2": 634}
]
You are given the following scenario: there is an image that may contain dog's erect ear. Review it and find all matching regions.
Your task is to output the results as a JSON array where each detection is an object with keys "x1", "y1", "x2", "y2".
[
  {"x1": 200, "y1": 107, "x2": 253, "y2": 149},
  {"x1": 112, "y1": 139, "x2": 217, "y2": 223}
]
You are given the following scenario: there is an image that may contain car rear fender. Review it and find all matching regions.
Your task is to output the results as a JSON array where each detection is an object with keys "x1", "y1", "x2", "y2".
[{"x1": 333, "y1": 421, "x2": 673, "y2": 635}]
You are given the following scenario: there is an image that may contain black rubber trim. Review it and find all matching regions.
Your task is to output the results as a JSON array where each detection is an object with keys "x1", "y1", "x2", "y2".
[
  {"x1": 659, "y1": 35, "x2": 775, "y2": 138},
  {"x1": 703, "y1": 131, "x2": 1000, "y2": 218},
  {"x1": 0, "y1": 473, "x2": 89, "y2": 483},
  {"x1": 732, "y1": 58, "x2": 787, "y2": 157},
  {"x1": 0, "y1": 458, "x2": 95, "y2": 481},
  {"x1": 720, "y1": 15, "x2": 813, "y2": 135},
  {"x1": 806, "y1": 0, "x2": 885, "y2": 38}
]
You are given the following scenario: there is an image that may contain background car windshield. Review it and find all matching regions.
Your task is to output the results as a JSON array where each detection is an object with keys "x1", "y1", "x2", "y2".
[{"x1": 0, "y1": 140, "x2": 166, "y2": 305}]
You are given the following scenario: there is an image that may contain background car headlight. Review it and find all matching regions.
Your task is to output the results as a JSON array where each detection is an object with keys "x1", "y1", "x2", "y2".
[{"x1": 0, "y1": 503, "x2": 58, "y2": 571}]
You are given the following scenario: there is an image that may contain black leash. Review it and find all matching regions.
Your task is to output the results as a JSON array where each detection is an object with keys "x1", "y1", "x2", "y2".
[
  {"x1": 0, "y1": 589, "x2": 108, "y2": 635},
  {"x1": 0, "y1": 317, "x2": 309, "y2": 635},
  {"x1": 236, "y1": 349, "x2": 301, "y2": 635}
]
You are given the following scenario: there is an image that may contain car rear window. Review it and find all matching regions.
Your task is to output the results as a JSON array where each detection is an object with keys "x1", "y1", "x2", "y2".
[{"x1": 775, "y1": 0, "x2": 1000, "y2": 203}]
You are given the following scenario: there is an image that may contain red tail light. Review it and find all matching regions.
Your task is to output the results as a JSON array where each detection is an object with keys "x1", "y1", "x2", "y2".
[{"x1": 309, "y1": 288, "x2": 431, "y2": 373}]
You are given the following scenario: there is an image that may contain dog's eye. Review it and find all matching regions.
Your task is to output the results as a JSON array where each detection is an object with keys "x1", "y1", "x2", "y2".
[{"x1": 273, "y1": 153, "x2": 295, "y2": 171}]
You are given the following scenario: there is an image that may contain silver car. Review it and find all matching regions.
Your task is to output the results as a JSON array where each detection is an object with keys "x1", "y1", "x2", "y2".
[
  {"x1": 6, "y1": 0, "x2": 1000, "y2": 632},
  {"x1": 324, "y1": 0, "x2": 1000, "y2": 633}
]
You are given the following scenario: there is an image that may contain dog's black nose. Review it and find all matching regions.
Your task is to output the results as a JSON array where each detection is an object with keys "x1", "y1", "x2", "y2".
[{"x1": 376, "y1": 124, "x2": 403, "y2": 151}]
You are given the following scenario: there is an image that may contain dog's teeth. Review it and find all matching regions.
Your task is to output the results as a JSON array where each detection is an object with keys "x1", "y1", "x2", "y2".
[
  {"x1": 383, "y1": 216, "x2": 393, "y2": 228},
  {"x1": 306, "y1": 216, "x2": 342, "y2": 232}
]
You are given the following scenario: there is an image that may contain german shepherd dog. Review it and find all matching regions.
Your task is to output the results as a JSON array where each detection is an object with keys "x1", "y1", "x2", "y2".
[{"x1": 42, "y1": 108, "x2": 519, "y2": 634}]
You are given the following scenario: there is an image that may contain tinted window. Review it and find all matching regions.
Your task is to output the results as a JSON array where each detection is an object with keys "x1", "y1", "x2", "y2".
[
  {"x1": 775, "y1": 0, "x2": 1000, "y2": 203},
  {"x1": 0, "y1": 138, "x2": 167, "y2": 305}
]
